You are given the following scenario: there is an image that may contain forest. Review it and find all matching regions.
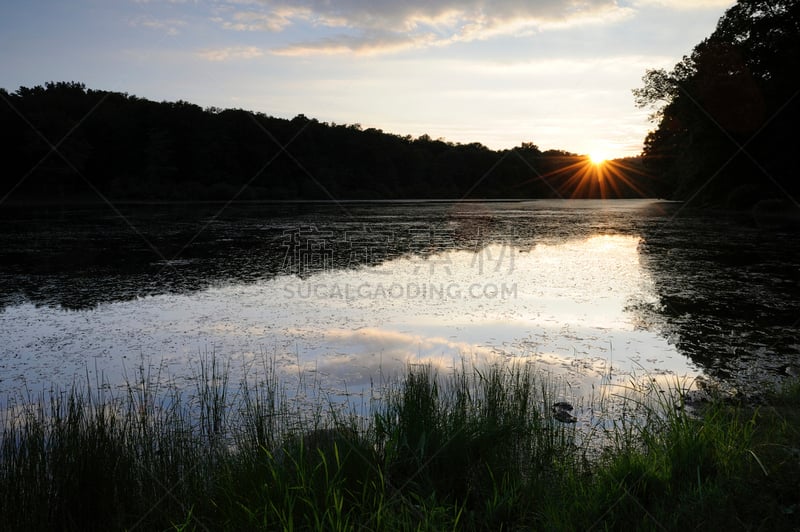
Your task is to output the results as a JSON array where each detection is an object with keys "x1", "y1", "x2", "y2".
[
  {"x1": 0, "y1": 82, "x2": 653, "y2": 202},
  {"x1": 635, "y1": 0, "x2": 800, "y2": 208},
  {"x1": 2, "y1": 0, "x2": 797, "y2": 205}
]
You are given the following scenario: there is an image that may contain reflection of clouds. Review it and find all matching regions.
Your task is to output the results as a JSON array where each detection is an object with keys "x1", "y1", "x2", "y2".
[
  {"x1": 195, "y1": 234, "x2": 668, "y2": 393},
  {"x1": 0, "y1": 226, "x2": 694, "y2": 412},
  {"x1": 320, "y1": 327, "x2": 496, "y2": 356},
  {"x1": 362, "y1": 234, "x2": 656, "y2": 330},
  {"x1": 283, "y1": 327, "x2": 501, "y2": 386}
]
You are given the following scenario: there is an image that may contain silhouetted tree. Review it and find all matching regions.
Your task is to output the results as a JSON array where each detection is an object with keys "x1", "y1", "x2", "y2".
[
  {"x1": 634, "y1": 0, "x2": 800, "y2": 207},
  {"x1": 1, "y1": 81, "x2": 654, "y2": 202}
]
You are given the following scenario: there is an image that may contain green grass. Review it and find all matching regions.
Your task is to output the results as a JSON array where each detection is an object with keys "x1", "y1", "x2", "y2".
[{"x1": 1, "y1": 354, "x2": 799, "y2": 531}]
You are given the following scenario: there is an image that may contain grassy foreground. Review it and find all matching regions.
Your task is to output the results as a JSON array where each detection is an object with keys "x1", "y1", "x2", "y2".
[{"x1": 1, "y1": 355, "x2": 798, "y2": 531}]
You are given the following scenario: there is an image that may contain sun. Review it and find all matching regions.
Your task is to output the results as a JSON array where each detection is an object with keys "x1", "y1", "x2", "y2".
[
  {"x1": 514, "y1": 143, "x2": 652, "y2": 199},
  {"x1": 588, "y1": 151, "x2": 609, "y2": 166}
]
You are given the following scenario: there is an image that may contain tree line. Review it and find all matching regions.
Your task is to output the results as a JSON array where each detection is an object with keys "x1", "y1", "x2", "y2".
[
  {"x1": 0, "y1": 82, "x2": 653, "y2": 202},
  {"x1": 635, "y1": 0, "x2": 800, "y2": 207}
]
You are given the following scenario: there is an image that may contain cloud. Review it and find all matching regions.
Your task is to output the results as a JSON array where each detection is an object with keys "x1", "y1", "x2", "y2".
[
  {"x1": 196, "y1": 45, "x2": 264, "y2": 61},
  {"x1": 215, "y1": 0, "x2": 634, "y2": 55},
  {"x1": 216, "y1": 7, "x2": 312, "y2": 31},
  {"x1": 632, "y1": 0, "x2": 734, "y2": 9},
  {"x1": 272, "y1": 31, "x2": 439, "y2": 56},
  {"x1": 130, "y1": 15, "x2": 187, "y2": 36}
]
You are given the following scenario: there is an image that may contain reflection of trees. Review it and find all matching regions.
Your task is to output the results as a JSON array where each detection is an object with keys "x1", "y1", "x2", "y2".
[
  {"x1": 0, "y1": 202, "x2": 647, "y2": 310},
  {"x1": 634, "y1": 206, "x2": 800, "y2": 385}
]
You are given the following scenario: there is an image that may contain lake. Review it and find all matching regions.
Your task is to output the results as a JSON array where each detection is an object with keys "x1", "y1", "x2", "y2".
[{"x1": 1, "y1": 199, "x2": 798, "y2": 421}]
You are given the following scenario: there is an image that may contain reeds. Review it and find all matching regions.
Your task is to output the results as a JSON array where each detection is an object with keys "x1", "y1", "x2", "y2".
[{"x1": 1, "y1": 352, "x2": 798, "y2": 530}]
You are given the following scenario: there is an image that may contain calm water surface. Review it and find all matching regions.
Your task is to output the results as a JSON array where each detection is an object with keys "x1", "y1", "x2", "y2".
[{"x1": 1, "y1": 200, "x2": 797, "y2": 419}]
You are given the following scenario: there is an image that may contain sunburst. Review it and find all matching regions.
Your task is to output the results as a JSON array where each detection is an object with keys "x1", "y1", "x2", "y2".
[
  {"x1": 514, "y1": 152, "x2": 652, "y2": 199},
  {"x1": 588, "y1": 151, "x2": 609, "y2": 166}
]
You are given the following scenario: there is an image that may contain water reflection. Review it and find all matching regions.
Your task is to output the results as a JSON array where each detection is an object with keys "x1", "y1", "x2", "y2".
[
  {"x1": 634, "y1": 206, "x2": 800, "y2": 392},
  {"x1": 0, "y1": 200, "x2": 797, "y2": 410},
  {"x1": 0, "y1": 201, "x2": 644, "y2": 310},
  {"x1": 277, "y1": 235, "x2": 694, "y2": 405},
  {"x1": 0, "y1": 227, "x2": 695, "y2": 417}
]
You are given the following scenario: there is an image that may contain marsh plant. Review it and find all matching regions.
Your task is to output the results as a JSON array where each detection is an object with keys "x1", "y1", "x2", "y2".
[{"x1": 1, "y1": 353, "x2": 798, "y2": 530}]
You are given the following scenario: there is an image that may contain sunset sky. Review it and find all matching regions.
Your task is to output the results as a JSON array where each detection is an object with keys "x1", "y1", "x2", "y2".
[{"x1": 0, "y1": 0, "x2": 735, "y2": 158}]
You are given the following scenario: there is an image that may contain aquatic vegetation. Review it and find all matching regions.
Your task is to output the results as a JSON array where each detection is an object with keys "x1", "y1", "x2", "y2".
[{"x1": 1, "y1": 353, "x2": 797, "y2": 530}]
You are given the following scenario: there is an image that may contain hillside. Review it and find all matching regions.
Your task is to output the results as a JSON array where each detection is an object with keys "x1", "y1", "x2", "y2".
[{"x1": 0, "y1": 82, "x2": 654, "y2": 202}]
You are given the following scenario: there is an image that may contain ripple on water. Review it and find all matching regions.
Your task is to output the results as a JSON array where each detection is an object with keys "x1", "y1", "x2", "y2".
[{"x1": 0, "y1": 201, "x2": 796, "y2": 418}]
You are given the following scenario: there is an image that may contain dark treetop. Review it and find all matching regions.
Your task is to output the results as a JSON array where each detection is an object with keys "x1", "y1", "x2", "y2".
[
  {"x1": 0, "y1": 82, "x2": 653, "y2": 203},
  {"x1": 634, "y1": 0, "x2": 800, "y2": 208}
]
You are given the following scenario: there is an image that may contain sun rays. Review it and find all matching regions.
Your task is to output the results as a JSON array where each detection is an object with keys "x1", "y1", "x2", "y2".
[
  {"x1": 560, "y1": 156, "x2": 651, "y2": 198},
  {"x1": 517, "y1": 152, "x2": 653, "y2": 199}
]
